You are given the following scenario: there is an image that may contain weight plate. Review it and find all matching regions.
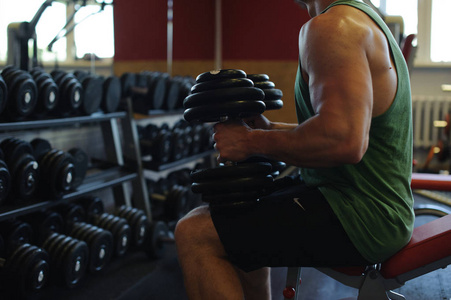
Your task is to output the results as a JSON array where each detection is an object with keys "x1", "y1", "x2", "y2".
[
  {"x1": 191, "y1": 162, "x2": 272, "y2": 181},
  {"x1": 30, "y1": 138, "x2": 52, "y2": 161},
  {"x1": 120, "y1": 72, "x2": 136, "y2": 98},
  {"x1": 9, "y1": 77, "x2": 38, "y2": 118},
  {"x1": 68, "y1": 148, "x2": 88, "y2": 189},
  {"x1": 195, "y1": 69, "x2": 246, "y2": 83},
  {"x1": 183, "y1": 87, "x2": 265, "y2": 109},
  {"x1": 13, "y1": 155, "x2": 39, "y2": 199},
  {"x1": 191, "y1": 175, "x2": 274, "y2": 194},
  {"x1": 191, "y1": 78, "x2": 254, "y2": 94},
  {"x1": 262, "y1": 88, "x2": 283, "y2": 100},
  {"x1": 0, "y1": 75, "x2": 7, "y2": 115},
  {"x1": 264, "y1": 99, "x2": 284, "y2": 110},
  {"x1": 150, "y1": 75, "x2": 168, "y2": 110},
  {"x1": 0, "y1": 160, "x2": 10, "y2": 204},
  {"x1": 102, "y1": 76, "x2": 121, "y2": 113},
  {"x1": 201, "y1": 190, "x2": 263, "y2": 203},
  {"x1": 60, "y1": 238, "x2": 88, "y2": 288},
  {"x1": 184, "y1": 100, "x2": 266, "y2": 123},
  {"x1": 246, "y1": 74, "x2": 270, "y2": 82},
  {"x1": 81, "y1": 76, "x2": 103, "y2": 115},
  {"x1": 253, "y1": 81, "x2": 275, "y2": 89},
  {"x1": 145, "y1": 221, "x2": 169, "y2": 259},
  {"x1": 79, "y1": 196, "x2": 105, "y2": 216},
  {"x1": 164, "y1": 79, "x2": 181, "y2": 110}
]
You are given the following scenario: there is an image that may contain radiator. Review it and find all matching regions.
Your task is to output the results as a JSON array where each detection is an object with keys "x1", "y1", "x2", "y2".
[{"x1": 412, "y1": 95, "x2": 451, "y2": 148}]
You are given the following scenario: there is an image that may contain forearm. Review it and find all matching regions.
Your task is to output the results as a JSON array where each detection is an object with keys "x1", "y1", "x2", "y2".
[{"x1": 249, "y1": 115, "x2": 367, "y2": 168}]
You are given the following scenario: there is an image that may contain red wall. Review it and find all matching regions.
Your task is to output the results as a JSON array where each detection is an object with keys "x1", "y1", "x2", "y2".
[
  {"x1": 222, "y1": 1, "x2": 309, "y2": 60},
  {"x1": 113, "y1": 0, "x2": 309, "y2": 61}
]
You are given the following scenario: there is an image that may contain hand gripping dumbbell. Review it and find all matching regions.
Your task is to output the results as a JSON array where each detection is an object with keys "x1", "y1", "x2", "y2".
[
  {"x1": 183, "y1": 69, "x2": 276, "y2": 206},
  {"x1": 55, "y1": 203, "x2": 114, "y2": 273},
  {"x1": 0, "y1": 66, "x2": 38, "y2": 120},
  {"x1": 30, "y1": 138, "x2": 88, "y2": 198},
  {"x1": 29, "y1": 67, "x2": 60, "y2": 118},
  {"x1": 76, "y1": 196, "x2": 131, "y2": 258},
  {"x1": 0, "y1": 137, "x2": 39, "y2": 202},
  {"x1": 23, "y1": 211, "x2": 89, "y2": 288},
  {"x1": 0, "y1": 231, "x2": 50, "y2": 299}
]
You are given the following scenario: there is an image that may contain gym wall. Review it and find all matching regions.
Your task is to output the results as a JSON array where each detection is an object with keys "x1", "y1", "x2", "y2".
[{"x1": 113, "y1": 0, "x2": 310, "y2": 124}]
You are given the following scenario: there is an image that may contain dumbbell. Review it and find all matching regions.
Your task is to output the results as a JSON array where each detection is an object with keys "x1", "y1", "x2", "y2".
[
  {"x1": 73, "y1": 70, "x2": 104, "y2": 115},
  {"x1": 0, "y1": 219, "x2": 49, "y2": 296},
  {"x1": 247, "y1": 74, "x2": 284, "y2": 110},
  {"x1": 77, "y1": 196, "x2": 173, "y2": 259},
  {"x1": 183, "y1": 69, "x2": 276, "y2": 206},
  {"x1": 55, "y1": 203, "x2": 114, "y2": 273},
  {"x1": 24, "y1": 211, "x2": 89, "y2": 288},
  {"x1": 29, "y1": 67, "x2": 60, "y2": 118},
  {"x1": 51, "y1": 70, "x2": 84, "y2": 117},
  {"x1": 0, "y1": 234, "x2": 50, "y2": 298},
  {"x1": 128, "y1": 71, "x2": 169, "y2": 114},
  {"x1": 139, "y1": 123, "x2": 173, "y2": 164},
  {"x1": 147, "y1": 184, "x2": 193, "y2": 222},
  {"x1": 0, "y1": 148, "x2": 11, "y2": 206},
  {"x1": 0, "y1": 74, "x2": 7, "y2": 116},
  {"x1": 30, "y1": 138, "x2": 88, "y2": 198},
  {"x1": 0, "y1": 67, "x2": 38, "y2": 120},
  {"x1": 75, "y1": 198, "x2": 131, "y2": 258},
  {"x1": 101, "y1": 75, "x2": 122, "y2": 113},
  {"x1": 0, "y1": 137, "x2": 39, "y2": 201}
]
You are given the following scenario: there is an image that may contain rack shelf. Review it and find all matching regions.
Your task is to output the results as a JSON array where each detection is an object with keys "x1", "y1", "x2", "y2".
[
  {"x1": 141, "y1": 150, "x2": 215, "y2": 172},
  {"x1": 0, "y1": 165, "x2": 136, "y2": 222}
]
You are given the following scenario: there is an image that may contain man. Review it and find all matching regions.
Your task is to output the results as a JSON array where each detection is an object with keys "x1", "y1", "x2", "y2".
[{"x1": 175, "y1": 0, "x2": 414, "y2": 299}]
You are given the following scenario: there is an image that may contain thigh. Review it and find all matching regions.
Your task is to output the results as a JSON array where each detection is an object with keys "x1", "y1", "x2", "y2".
[{"x1": 210, "y1": 182, "x2": 370, "y2": 272}]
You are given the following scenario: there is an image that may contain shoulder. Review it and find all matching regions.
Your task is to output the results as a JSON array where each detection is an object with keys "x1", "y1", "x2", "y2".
[{"x1": 300, "y1": 5, "x2": 371, "y2": 46}]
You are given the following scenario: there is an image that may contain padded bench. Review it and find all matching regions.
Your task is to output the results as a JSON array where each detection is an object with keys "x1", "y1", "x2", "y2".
[{"x1": 284, "y1": 213, "x2": 451, "y2": 300}]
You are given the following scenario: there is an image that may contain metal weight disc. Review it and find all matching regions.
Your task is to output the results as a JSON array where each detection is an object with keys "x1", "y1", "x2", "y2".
[
  {"x1": 261, "y1": 88, "x2": 283, "y2": 100},
  {"x1": 10, "y1": 78, "x2": 38, "y2": 118},
  {"x1": 264, "y1": 99, "x2": 284, "y2": 110},
  {"x1": 191, "y1": 162, "x2": 273, "y2": 181},
  {"x1": 68, "y1": 148, "x2": 89, "y2": 189},
  {"x1": 183, "y1": 87, "x2": 265, "y2": 109},
  {"x1": 184, "y1": 100, "x2": 266, "y2": 123},
  {"x1": 195, "y1": 69, "x2": 247, "y2": 83},
  {"x1": 102, "y1": 76, "x2": 121, "y2": 113},
  {"x1": 0, "y1": 160, "x2": 11, "y2": 204},
  {"x1": 191, "y1": 78, "x2": 254, "y2": 94},
  {"x1": 253, "y1": 81, "x2": 275, "y2": 89},
  {"x1": 61, "y1": 238, "x2": 89, "y2": 288},
  {"x1": 0, "y1": 75, "x2": 7, "y2": 115},
  {"x1": 81, "y1": 76, "x2": 103, "y2": 115},
  {"x1": 30, "y1": 138, "x2": 52, "y2": 161},
  {"x1": 145, "y1": 221, "x2": 170, "y2": 259},
  {"x1": 246, "y1": 74, "x2": 270, "y2": 82},
  {"x1": 120, "y1": 72, "x2": 136, "y2": 98}
]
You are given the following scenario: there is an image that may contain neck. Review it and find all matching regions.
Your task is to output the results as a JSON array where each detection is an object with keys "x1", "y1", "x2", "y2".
[{"x1": 304, "y1": 0, "x2": 337, "y2": 17}]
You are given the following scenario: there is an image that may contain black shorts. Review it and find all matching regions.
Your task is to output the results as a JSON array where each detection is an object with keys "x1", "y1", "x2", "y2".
[{"x1": 210, "y1": 176, "x2": 371, "y2": 272}]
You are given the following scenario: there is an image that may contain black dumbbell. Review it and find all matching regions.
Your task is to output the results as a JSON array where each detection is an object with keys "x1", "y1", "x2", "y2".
[
  {"x1": 139, "y1": 124, "x2": 173, "y2": 164},
  {"x1": 0, "y1": 148, "x2": 11, "y2": 206},
  {"x1": 0, "y1": 74, "x2": 7, "y2": 116},
  {"x1": 56, "y1": 203, "x2": 114, "y2": 273},
  {"x1": 73, "y1": 70, "x2": 104, "y2": 115},
  {"x1": 0, "y1": 67, "x2": 38, "y2": 120},
  {"x1": 147, "y1": 184, "x2": 192, "y2": 222},
  {"x1": 29, "y1": 67, "x2": 60, "y2": 118},
  {"x1": 0, "y1": 137, "x2": 39, "y2": 201},
  {"x1": 102, "y1": 75, "x2": 122, "y2": 113},
  {"x1": 24, "y1": 211, "x2": 89, "y2": 288},
  {"x1": 0, "y1": 239, "x2": 50, "y2": 298},
  {"x1": 247, "y1": 73, "x2": 283, "y2": 110},
  {"x1": 77, "y1": 199, "x2": 131, "y2": 258},
  {"x1": 51, "y1": 70, "x2": 84, "y2": 117},
  {"x1": 30, "y1": 138, "x2": 82, "y2": 199}
]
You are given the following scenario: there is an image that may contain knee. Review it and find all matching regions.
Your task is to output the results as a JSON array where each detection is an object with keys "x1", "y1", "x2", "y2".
[{"x1": 174, "y1": 205, "x2": 211, "y2": 249}]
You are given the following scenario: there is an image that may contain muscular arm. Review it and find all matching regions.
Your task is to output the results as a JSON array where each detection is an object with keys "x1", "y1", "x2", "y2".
[{"x1": 214, "y1": 8, "x2": 374, "y2": 167}]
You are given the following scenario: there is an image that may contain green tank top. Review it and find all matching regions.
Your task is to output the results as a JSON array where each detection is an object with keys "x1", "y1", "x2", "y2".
[{"x1": 294, "y1": 0, "x2": 414, "y2": 263}]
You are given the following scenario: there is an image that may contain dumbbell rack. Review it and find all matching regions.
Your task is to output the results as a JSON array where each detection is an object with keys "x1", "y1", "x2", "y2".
[{"x1": 0, "y1": 105, "x2": 150, "y2": 222}]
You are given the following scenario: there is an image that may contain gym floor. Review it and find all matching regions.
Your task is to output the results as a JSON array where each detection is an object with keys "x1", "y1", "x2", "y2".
[{"x1": 8, "y1": 192, "x2": 450, "y2": 300}]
